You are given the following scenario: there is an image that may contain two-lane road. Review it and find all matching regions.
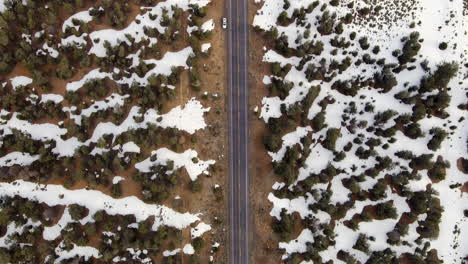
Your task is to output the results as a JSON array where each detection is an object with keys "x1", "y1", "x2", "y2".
[{"x1": 227, "y1": 0, "x2": 249, "y2": 262}]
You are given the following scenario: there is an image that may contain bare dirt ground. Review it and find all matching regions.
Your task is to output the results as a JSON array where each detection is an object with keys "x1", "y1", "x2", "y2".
[
  {"x1": 248, "y1": 1, "x2": 284, "y2": 263},
  {"x1": 166, "y1": 0, "x2": 230, "y2": 261}
]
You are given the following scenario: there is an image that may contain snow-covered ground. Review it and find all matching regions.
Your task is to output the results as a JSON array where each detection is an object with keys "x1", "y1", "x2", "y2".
[
  {"x1": 0, "y1": 180, "x2": 203, "y2": 230},
  {"x1": 136, "y1": 147, "x2": 215, "y2": 181},
  {"x1": 254, "y1": 0, "x2": 467, "y2": 262}
]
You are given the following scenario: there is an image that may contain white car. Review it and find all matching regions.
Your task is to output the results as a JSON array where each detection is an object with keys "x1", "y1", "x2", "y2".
[{"x1": 222, "y1": 17, "x2": 228, "y2": 29}]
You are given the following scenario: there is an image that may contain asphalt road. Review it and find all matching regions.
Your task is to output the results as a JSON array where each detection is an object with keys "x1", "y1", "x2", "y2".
[{"x1": 227, "y1": 0, "x2": 249, "y2": 262}]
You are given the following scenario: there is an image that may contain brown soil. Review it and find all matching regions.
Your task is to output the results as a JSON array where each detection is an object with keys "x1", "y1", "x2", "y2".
[
  {"x1": 248, "y1": 0, "x2": 285, "y2": 262},
  {"x1": 175, "y1": 0, "x2": 229, "y2": 261},
  {"x1": 461, "y1": 182, "x2": 468, "y2": 194},
  {"x1": 457, "y1": 157, "x2": 467, "y2": 174},
  {"x1": 5, "y1": 63, "x2": 31, "y2": 80}
]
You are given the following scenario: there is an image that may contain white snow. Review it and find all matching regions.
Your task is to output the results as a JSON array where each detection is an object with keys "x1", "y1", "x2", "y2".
[
  {"x1": 135, "y1": 148, "x2": 215, "y2": 181},
  {"x1": 0, "y1": 180, "x2": 207, "y2": 231},
  {"x1": 272, "y1": 182, "x2": 285, "y2": 190},
  {"x1": 0, "y1": 219, "x2": 41, "y2": 248},
  {"x1": 201, "y1": 43, "x2": 212, "y2": 53},
  {"x1": 88, "y1": 0, "x2": 211, "y2": 57},
  {"x1": 10, "y1": 76, "x2": 33, "y2": 90},
  {"x1": 89, "y1": 97, "x2": 209, "y2": 147},
  {"x1": 268, "y1": 126, "x2": 311, "y2": 162},
  {"x1": 67, "y1": 47, "x2": 194, "y2": 91},
  {"x1": 191, "y1": 222, "x2": 212, "y2": 238},
  {"x1": 0, "y1": 152, "x2": 39, "y2": 167},
  {"x1": 279, "y1": 229, "x2": 314, "y2": 260},
  {"x1": 182, "y1": 244, "x2": 195, "y2": 255},
  {"x1": 63, "y1": 93, "x2": 129, "y2": 125},
  {"x1": 112, "y1": 176, "x2": 125, "y2": 184},
  {"x1": 37, "y1": 43, "x2": 59, "y2": 58},
  {"x1": 255, "y1": 0, "x2": 468, "y2": 261},
  {"x1": 40, "y1": 94, "x2": 64, "y2": 104},
  {"x1": 125, "y1": 47, "x2": 193, "y2": 86},
  {"x1": 62, "y1": 9, "x2": 93, "y2": 32},
  {"x1": 154, "y1": 97, "x2": 210, "y2": 134},
  {"x1": 1, "y1": 113, "x2": 67, "y2": 142},
  {"x1": 1, "y1": 97, "x2": 209, "y2": 158},
  {"x1": 120, "y1": 142, "x2": 140, "y2": 154},
  {"x1": 201, "y1": 19, "x2": 215, "y2": 32},
  {"x1": 163, "y1": 248, "x2": 181, "y2": 257},
  {"x1": 66, "y1": 68, "x2": 112, "y2": 92},
  {"x1": 43, "y1": 207, "x2": 73, "y2": 241},
  {"x1": 54, "y1": 242, "x2": 101, "y2": 264},
  {"x1": 61, "y1": 33, "x2": 88, "y2": 47}
]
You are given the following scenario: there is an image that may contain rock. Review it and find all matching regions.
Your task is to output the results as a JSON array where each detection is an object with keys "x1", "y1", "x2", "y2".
[{"x1": 386, "y1": 230, "x2": 400, "y2": 244}]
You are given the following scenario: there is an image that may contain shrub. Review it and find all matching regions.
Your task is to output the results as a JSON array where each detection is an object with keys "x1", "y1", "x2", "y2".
[
  {"x1": 358, "y1": 37, "x2": 370, "y2": 50},
  {"x1": 317, "y1": 11, "x2": 335, "y2": 35},
  {"x1": 272, "y1": 209, "x2": 295, "y2": 238},
  {"x1": 213, "y1": 185, "x2": 223, "y2": 200},
  {"x1": 190, "y1": 179, "x2": 202, "y2": 192},
  {"x1": 68, "y1": 204, "x2": 88, "y2": 220},
  {"x1": 372, "y1": 45, "x2": 381, "y2": 54},
  {"x1": 419, "y1": 62, "x2": 458, "y2": 93},
  {"x1": 192, "y1": 237, "x2": 204, "y2": 251},
  {"x1": 408, "y1": 191, "x2": 429, "y2": 214},
  {"x1": 263, "y1": 134, "x2": 282, "y2": 152},
  {"x1": 374, "y1": 110, "x2": 397, "y2": 126},
  {"x1": 56, "y1": 57, "x2": 74, "y2": 79},
  {"x1": 358, "y1": 7, "x2": 370, "y2": 16},
  {"x1": 425, "y1": 250, "x2": 442, "y2": 264},
  {"x1": 311, "y1": 110, "x2": 327, "y2": 130},
  {"x1": 409, "y1": 154, "x2": 434, "y2": 170},
  {"x1": 373, "y1": 68, "x2": 397, "y2": 92},
  {"x1": 337, "y1": 250, "x2": 357, "y2": 263},
  {"x1": 366, "y1": 248, "x2": 397, "y2": 264},
  {"x1": 395, "y1": 150, "x2": 414, "y2": 160},
  {"x1": 352, "y1": 234, "x2": 369, "y2": 253},
  {"x1": 411, "y1": 102, "x2": 427, "y2": 121},
  {"x1": 427, "y1": 158, "x2": 449, "y2": 181},
  {"x1": 427, "y1": 127, "x2": 447, "y2": 151},
  {"x1": 403, "y1": 123, "x2": 423, "y2": 139},
  {"x1": 369, "y1": 180, "x2": 387, "y2": 201},
  {"x1": 189, "y1": 255, "x2": 200, "y2": 264},
  {"x1": 322, "y1": 128, "x2": 340, "y2": 151},
  {"x1": 417, "y1": 198, "x2": 443, "y2": 238},
  {"x1": 0, "y1": 248, "x2": 11, "y2": 263},
  {"x1": 398, "y1": 32, "x2": 421, "y2": 64},
  {"x1": 111, "y1": 182, "x2": 122, "y2": 197},
  {"x1": 376, "y1": 201, "x2": 397, "y2": 219},
  {"x1": 277, "y1": 11, "x2": 291, "y2": 26},
  {"x1": 438, "y1": 42, "x2": 448, "y2": 50},
  {"x1": 423, "y1": 91, "x2": 451, "y2": 115}
]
